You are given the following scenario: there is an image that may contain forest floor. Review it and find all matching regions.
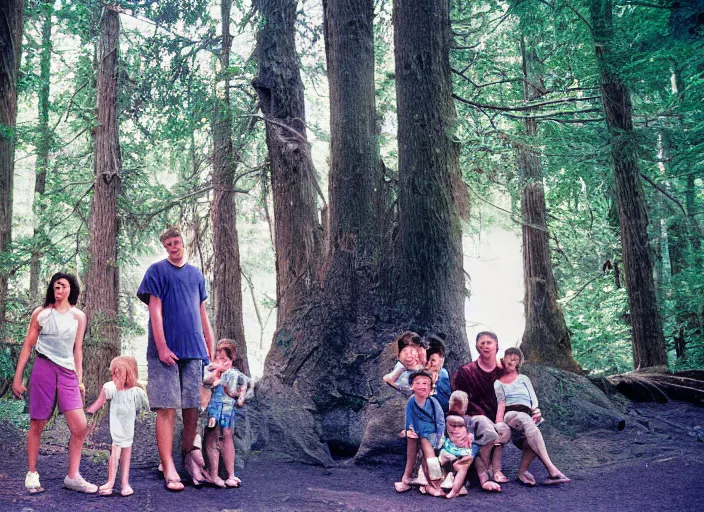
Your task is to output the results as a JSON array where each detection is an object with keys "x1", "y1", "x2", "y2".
[{"x1": 0, "y1": 400, "x2": 703, "y2": 512}]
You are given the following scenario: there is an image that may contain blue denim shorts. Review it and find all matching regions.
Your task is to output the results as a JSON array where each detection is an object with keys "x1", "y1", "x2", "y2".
[{"x1": 147, "y1": 356, "x2": 202, "y2": 410}]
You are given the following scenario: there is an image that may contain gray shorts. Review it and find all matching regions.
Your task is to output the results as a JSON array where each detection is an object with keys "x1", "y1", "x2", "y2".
[{"x1": 147, "y1": 355, "x2": 202, "y2": 410}]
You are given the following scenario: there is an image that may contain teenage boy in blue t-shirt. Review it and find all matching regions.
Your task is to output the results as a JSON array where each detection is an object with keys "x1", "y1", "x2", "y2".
[{"x1": 137, "y1": 226, "x2": 215, "y2": 492}]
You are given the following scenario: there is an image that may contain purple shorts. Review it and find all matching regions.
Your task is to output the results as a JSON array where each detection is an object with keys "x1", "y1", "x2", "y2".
[{"x1": 29, "y1": 354, "x2": 83, "y2": 420}]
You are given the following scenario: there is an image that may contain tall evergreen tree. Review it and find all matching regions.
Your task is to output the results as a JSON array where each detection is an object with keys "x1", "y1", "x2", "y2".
[
  {"x1": 29, "y1": 0, "x2": 53, "y2": 298},
  {"x1": 517, "y1": 33, "x2": 580, "y2": 373},
  {"x1": 590, "y1": 0, "x2": 667, "y2": 369},
  {"x1": 253, "y1": 0, "x2": 322, "y2": 331},
  {"x1": 394, "y1": 0, "x2": 469, "y2": 369},
  {"x1": 83, "y1": 4, "x2": 121, "y2": 398},
  {"x1": 0, "y1": 0, "x2": 24, "y2": 324},
  {"x1": 211, "y1": 0, "x2": 248, "y2": 375}
]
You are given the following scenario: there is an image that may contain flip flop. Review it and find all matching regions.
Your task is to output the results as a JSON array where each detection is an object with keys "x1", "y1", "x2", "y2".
[
  {"x1": 543, "y1": 475, "x2": 571, "y2": 485},
  {"x1": 394, "y1": 481, "x2": 412, "y2": 493},
  {"x1": 480, "y1": 480, "x2": 502, "y2": 493},
  {"x1": 225, "y1": 477, "x2": 241, "y2": 488},
  {"x1": 517, "y1": 472, "x2": 536, "y2": 486},
  {"x1": 164, "y1": 478, "x2": 184, "y2": 492},
  {"x1": 493, "y1": 471, "x2": 509, "y2": 483},
  {"x1": 98, "y1": 487, "x2": 114, "y2": 497}
]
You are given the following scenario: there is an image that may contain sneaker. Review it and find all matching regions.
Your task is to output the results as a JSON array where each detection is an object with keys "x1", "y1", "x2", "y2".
[
  {"x1": 25, "y1": 471, "x2": 44, "y2": 494},
  {"x1": 63, "y1": 474, "x2": 98, "y2": 493}
]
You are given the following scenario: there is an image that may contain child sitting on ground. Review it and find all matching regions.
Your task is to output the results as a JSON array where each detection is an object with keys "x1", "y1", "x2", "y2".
[
  {"x1": 86, "y1": 356, "x2": 149, "y2": 497},
  {"x1": 439, "y1": 413, "x2": 478, "y2": 499},
  {"x1": 394, "y1": 370, "x2": 445, "y2": 497},
  {"x1": 494, "y1": 347, "x2": 570, "y2": 485},
  {"x1": 424, "y1": 334, "x2": 451, "y2": 413},
  {"x1": 447, "y1": 390, "x2": 501, "y2": 492},
  {"x1": 383, "y1": 331, "x2": 425, "y2": 395},
  {"x1": 202, "y1": 339, "x2": 248, "y2": 488}
]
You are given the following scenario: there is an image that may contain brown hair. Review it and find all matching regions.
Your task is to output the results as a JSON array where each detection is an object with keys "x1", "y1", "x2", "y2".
[
  {"x1": 503, "y1": 346, "x2": 525, "y2": 370},
  {"x1": 216, "y1": 338, "x2": 238, "y2": 362},
  {"x1": 394, "y1": 331, "x2": 422, "y2": 356},
  {"x1": 159, "y1": 226, "x2": 183, "y2": 244},
  {"x1": 110, "y1": 356, "x2": 139, "y2": 390}
]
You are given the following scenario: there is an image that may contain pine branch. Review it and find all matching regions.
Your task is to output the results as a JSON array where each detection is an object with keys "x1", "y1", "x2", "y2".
[{"x1": 452, "y1": 93, "x2": 600, "y2": 112}]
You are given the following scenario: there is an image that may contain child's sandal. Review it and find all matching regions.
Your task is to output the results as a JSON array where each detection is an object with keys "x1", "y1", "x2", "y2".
[{"x1": 225, "y1": 476, "x2": 241, "y2": 488}]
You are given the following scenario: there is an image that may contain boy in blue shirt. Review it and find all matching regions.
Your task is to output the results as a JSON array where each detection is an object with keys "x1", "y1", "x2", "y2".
[{"x1": 394, "y1": 370, "x2": 445, "y2": 496}]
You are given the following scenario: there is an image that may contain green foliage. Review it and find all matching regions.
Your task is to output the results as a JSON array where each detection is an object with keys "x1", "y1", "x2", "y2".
[{"x1": 0, "y1": 398, "x2": 29, "y2": 431}]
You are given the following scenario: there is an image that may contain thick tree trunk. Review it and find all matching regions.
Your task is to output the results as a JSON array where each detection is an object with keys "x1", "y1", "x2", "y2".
[
  {"x1": 517, "y1": 37, "x2": 580, "y2": 373},
  {"x1": 590, "y1": 0, "x2": 667, "y2": 369},
  {"x1": 29, "y1": 1, "x2": 53, "y2": 298},
  {"x1": 252, "y1": 0, "x2": 322, "y2": 333},
  {"x1": 211, "y1": 0, "x2": 248, "y2": 374},
  {"x1": 83, "y1": 6, "x2": 121, "y2": 400},
  {"x1": 253, "y1": 0, "x2": 390, "y2": 465},
  {"x1": 394, "y1": 0, "x2": 469, "y2": 369},
  {"x1": 0, "y1": 0, "x2": 24, "y2": 324}
]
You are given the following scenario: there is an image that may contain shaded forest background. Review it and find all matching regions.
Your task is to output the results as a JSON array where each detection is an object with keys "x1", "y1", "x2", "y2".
[{"x1": 1, "y1": 0, "x2": 703, "y2": 463}]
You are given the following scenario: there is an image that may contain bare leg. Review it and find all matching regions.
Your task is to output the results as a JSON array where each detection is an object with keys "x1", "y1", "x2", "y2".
[
  {"x1": 203, "y1": 427, "x2": 225, "y2": 487},
  {"x1": 511, "y1": 414, "x2": 568, "y2": 481},
  {"x1": 491, "y1": 444, "x2": 508, "y2": 482},
  {"x1": 220, "y1": 428, "x2": 236, "y2": 481},
  {"x1": 517, "y1": 444, "x2": 536, "y2": 485},
  {"x1": 64, "y1": 409, "x2": 89, "y2": 479},
  {"x1": 27, "y1": 419, "x2": 48, "y2": 473},
  {"x1": 419, "y1": 438, "x2": 444, "y2": 496},
  {"x1": 120, "y1": 447, "x2": 133, "y2": 496},
  {"x1": 156, "y1": 408, "x2": 183, "y2": 490},
  {"x1": 182, "y1": 408, "x2": 205, "y2": 484},
  {"x1": 446, "y1": 456, "x2": 472, "y2": 499},
  {"x1": 401, "y1": 437, "x2": 418, "y2": 483},
  {"x1": 475, "y1": 443, "x2": 501, "y2": 492}
]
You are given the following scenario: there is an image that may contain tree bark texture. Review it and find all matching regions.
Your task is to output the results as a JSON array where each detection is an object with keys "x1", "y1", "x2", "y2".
[
  {"x1": 0, "y1": 0, "x2": 24, "y2": 324},
  {"x1": 83, "y1": 6, "x2": 121, "y2": 400},
  {"x1": 394, "y1": 0, "x2": 469, "y2": 369},
  {"x1": 253, "y1": 0, "x2": 322, "y2": 332},
  {"x1": 29, "y1": 1, "x2": 53, "y2": 298},
  {"x1": 590, "y1": 0, "x2": 667, "y2": 369},
  {"x1": 253, "y1": 0, "x2": 396, "y2": 465},
  {"x1": 211, "y1": 0, "x2": 248, "y2": 375},
  {"x1": 517, "y1": 37, "x2": 580, "y2": 373}
]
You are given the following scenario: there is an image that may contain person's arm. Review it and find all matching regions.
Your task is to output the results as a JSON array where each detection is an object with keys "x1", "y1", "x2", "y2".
[
  {"x1": 405, "y1": 398, "x2": 418, "y2": 438},
  {"x1": 72, "y1": 309, "x2": 87, "y2": 400},
  {"x1": 200, "y1": 302, "x2": 215, "y2": 361},
  {"x1": 383, "y1": 363, "x2": 404, "y2": 386},
  {"x1": 522, "y1": 375, "x2": 542, "y2": 423},
  {"x1": 149, "y1": 295, "x2": 178, "y2": 365},
  {"x1": 11, "y1": 308, "x2": 43, "y2": 398},
  {"x1": 494, "y1": 381, "x2": 506, "y2": 423},
  {"x1": 434, "y1": 398, "x2": 445, "y2": 447},
  {"x1": 86, "y1": 387, "x2": 108, "y2": 415}
]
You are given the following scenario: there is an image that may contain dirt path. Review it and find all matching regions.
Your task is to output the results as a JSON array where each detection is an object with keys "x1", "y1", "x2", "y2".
[{"x1": 1, "y1": 401, "x2": 703, "y2": 512}]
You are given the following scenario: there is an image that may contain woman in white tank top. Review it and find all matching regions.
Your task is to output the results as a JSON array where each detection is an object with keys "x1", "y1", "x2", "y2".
[{"x1": 11, "y1": 273, "x2": 97, "y2": 494}]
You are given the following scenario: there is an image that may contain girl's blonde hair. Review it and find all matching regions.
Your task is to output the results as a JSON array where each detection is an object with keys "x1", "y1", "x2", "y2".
[
  {"x1": 110, "y1": 356, "x2": 139, "y2": 390},
  {"x1": 448, "y1": 390, "x2": 469, "y2": 416}
]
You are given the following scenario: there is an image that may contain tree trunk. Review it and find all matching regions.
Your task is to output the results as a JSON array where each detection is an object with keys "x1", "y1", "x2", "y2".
[
  {"x1": 253, "y1": 0, "x2": 390, "y2": 465},
  {"x1": 29, "y1": 0, "x2": 53, "y2": 299},
  {"x1": 0, "y1": 0, "x2": 24, "y2": 324},
  {"x1": 517, "y1": 36, "x2": 580, "y2": 373},
  {"x1": 252, "y1": 0, "x2": 322, "y2": 333},
  {"x1": 211, "y1": 0, "x2": 248, "y2": 375},
  {"x1": 590, "y1": 0, "x2": 667, "y2": 369},
  {"x1": 82, "y1": 5, "x2": 121, "y2": 400},
  {"x1": 394, "y1": 0, "x2": 469, "y2": 369}
]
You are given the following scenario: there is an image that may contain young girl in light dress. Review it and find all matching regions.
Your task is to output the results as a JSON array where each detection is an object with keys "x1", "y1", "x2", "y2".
[{"x1": 86, "y1": 356, "x2": 149, "y2": 496}]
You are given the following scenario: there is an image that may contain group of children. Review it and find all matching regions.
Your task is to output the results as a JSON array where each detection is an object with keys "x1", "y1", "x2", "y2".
[{"x1": 386, "y1": 331, "x2": 567, "y2": 498}]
